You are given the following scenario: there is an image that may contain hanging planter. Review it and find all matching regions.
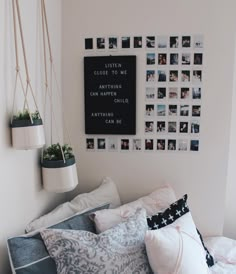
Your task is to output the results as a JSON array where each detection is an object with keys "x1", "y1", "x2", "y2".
[
  {"x1": 11, "y1": 110, "x2": 45, "y2": 149},
  {"x1": 41, "y1": 144, "x2": 78, "y2": 193}
]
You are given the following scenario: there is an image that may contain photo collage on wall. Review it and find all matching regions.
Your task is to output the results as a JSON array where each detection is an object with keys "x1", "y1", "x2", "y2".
[{"x1": 84, "y1": 35, "x2": 204, "y2": 152}]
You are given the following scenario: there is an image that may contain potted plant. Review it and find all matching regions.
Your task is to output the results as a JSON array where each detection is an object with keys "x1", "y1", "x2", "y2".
[
  {"x1": 41, "y1": 143, "x2": 78, "y2": 193},
  {"x1": 10, "y1": 109, "x2": 45, "y2": 150}
]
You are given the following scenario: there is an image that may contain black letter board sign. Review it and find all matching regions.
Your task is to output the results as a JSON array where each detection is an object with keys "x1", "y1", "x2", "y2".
[{"x1": 84, "y1": 55, "x2": 136, "y2": 134}]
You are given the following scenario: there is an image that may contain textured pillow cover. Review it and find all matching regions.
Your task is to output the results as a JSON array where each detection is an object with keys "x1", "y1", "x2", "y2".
[
  {"x1": 145, "y1": 212, "x2": 209, "y2": 274},
  {"x1": 41, "y1": 208, "x2": 153, "y2": 274},
  {"x1": 147, "y1": 194, "x2": 214, "y2": 267},
  {"x1": 94, "y1": 184, "x2": 176, "y2": 233},
  {"x1": 26, "y1": 176, "x2": 120, "y2": 232},
  {"x1": 7, "y1": 204, "x2": 109, "y2": 274}
]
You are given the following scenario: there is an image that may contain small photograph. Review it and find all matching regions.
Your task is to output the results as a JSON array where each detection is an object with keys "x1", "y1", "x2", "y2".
[
  {"x1": 181, "y1": 87, "x2": 190, "y2": 99},
  {"x1": 182, "y1": 36, "x2": 191, "y2": 48},
  {"x1": 157, "y1": 121, "x2": 166, "y2": 133},
  {"x1": 157, "y1": 87, "x2": 166, "y2": 99},
  {"x1": 121, "y1": 37, "x2": 130, "y2": 48},
  {"x1": 182, "y1": 53, "x2": 191, "y2": 65},
  {"x1": 108, "y1": 137, "x2": 118, "y2": 151},
  {"x1": 145, "y1": 139, "x2": 154, "y2": 150},
  {"x1": 179, "y1": 122, "x2": 188, "y2": 133},
  {"x1": 194, "y1": 53, "x2": 203, "y2": 65},
  {"x1": 133, "y1": 139, "x2": 142, "y2": 150},
  {"x1": 170, "y1": 53, "x2": 178, "y2": 65},
  {"x1": 169, "y1": 70, "x2": 178, "y2": 82},
  {"x1": 192, "y1": 105, "x2": 201, "y2": 117},
  {"x1": 170, "y1": 36, "x2": 179, "y2": 48},
  {"x1": 168, "y1": 121, "x2": 177, "y2": 133},
  {"x1": 134, "y1": 36, "x2": 142, "y2": 48},
  {"x1": 191, "y1": 120, "x2": 200, "y2": 134},
  {"x1": 181, "y1": 70, "x2": 190, "y2": 82},
  {"x1": 121, "y1": 139, "x2": 130, "y2": 150},
  {"x1": 193, "y1": 35, "x2": 204, "y2": 49},
  {"x1": 193, "y1": 70, "x2": 202, "y2": 82},
  {"x1": 190, "y1": 139, "x2": 199, "y2": 151},
  {"x1": 157, "y1": 104, "x2": 166, "y2": 116},
  {"x1": 145, "y1": 121, "x2": 154, "y2": 133},
  {"x1": 158, "y1": 53, "x2": 167, "y2": 65},
  {"x1": 109, "y1": 37, "x2": 118, "y2": 49},
  {"x1": 147, "y1": 53, "x2": 155, "y2": 65},
  {"x1": 97, "y1": 38, "x2": 105, "y2": 49},
  {"x1": 192, "y1": 87, "x2": 201, "y2": 99},
  {"x1": 146, "y1": 36, "x2": 155, "y2": 48},
  {"x1": 86, "y1": 138, "x2": 94, "y2": 150},
  {"x1": 168, "y1": 139, "x2": 176, "y2": 150},
  {"x1": 146, "y1": 87, "x2": 155, "y2": 100},
  {"x1": 158, "y1": 70, "x2": 167, "y2": 82},
  {"x1": 169, "y1": 87, "x2": 178, "y2": 99},
  {"x1": 145, "y1": 104, "x2": 155, "y2": 116},
  {"x1": 168, "y1": 104, "x2": 177, "y2": 116},
  {"x1": 180, "y1": 105, "x2": 189, "y2": 116},
  {"x1": 85, "y1": 38, "x2": 93, "y2": 50},
  {"x1": 157, "y1": 139, "x2": 166, "y2": 150},
  {"x1": 146, "y1": 70, "x2": 155, "y2": 82},
  {"x1": 157, "y1": 36, "x2": 168, "y2": 48},
  {"x1": 178, "y1": 139, "x2": 188, "y2": 151},
  {"x1": 97, "y1": 138, "x2": 106, "y2": 149}
]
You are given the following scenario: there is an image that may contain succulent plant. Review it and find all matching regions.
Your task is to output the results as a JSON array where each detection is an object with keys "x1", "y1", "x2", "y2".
[
  {"x1": 13, "y1": 109, "x2": 41, "y2": 121},
  {"x1": 43, "y1": 143, "x2": 74, "y2": 161}
]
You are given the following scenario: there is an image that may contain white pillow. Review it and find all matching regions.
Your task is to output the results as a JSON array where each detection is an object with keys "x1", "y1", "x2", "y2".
[
  {"x1": 94, "y1": 185, "x2": 176, "y2": 233},
  {"x1": 25, "y1": 177, "x2": 121, "y2": 232},
  {"x1": 145, "y1": 212, "x2": 209, "y2": 274}
]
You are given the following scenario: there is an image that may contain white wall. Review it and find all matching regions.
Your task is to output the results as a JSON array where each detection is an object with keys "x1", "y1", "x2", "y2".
[
  {"x1": 0, "y1": 0, "x2": 65, "y2": 273},
  {"x1": 62, "y1": 0, "x2": 236, "y2": 237}
]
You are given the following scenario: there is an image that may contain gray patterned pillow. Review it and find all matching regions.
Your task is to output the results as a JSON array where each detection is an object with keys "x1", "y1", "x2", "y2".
[{"x1": 41, "y1": 208, "x2": 152, "y2": 274}]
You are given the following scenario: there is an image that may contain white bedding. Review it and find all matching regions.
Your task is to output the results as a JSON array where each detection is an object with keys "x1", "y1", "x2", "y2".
[{"x1": 204, "y1": 236, "x2": 236, "y2": 273}]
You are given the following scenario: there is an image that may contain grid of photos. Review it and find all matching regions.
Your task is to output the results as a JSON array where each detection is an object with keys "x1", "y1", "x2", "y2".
[{"x1": 84, "y1": 34, "x2": 203, "y2": 152}]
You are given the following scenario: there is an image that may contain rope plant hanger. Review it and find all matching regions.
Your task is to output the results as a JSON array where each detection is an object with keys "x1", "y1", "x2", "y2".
[
  {"x1": 11, "y1": 0, "x2": 45, "y2": 150},
  {"x1": 40, "y1": 0, "x2": 78, "y2": 193}
]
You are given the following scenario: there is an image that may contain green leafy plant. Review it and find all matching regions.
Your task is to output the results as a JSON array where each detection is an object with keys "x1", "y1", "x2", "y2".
[
  {"x1": 13, "y1": 109, "x2": 41, "y2": 121},
  {"x1": 43, "y1": 143, "x2": 74, "y2": 161}
]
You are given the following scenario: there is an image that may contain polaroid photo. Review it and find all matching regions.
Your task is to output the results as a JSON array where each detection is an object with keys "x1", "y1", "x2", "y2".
[
  {"x1": 146, "y1": 70, "x2": 155, "y2": 82},
  {"x1": 121, "y1": 139, "x2": 130, "y2": 150},
  {"x1": 168, "y1": 87, "x2": 178, "y2": 99},
  {"x1": 96, "y1": 37, "x2": 106, "y2": 50},
  {"x1": 181, "y1": 70, "x2": 190, "y2": 82},
  {"x1": 190, "y1": 139, "x2": 199, "y2": 151},
  {"x1": 179, "y1": 121, "x2": 189, "y2": 133},
  {"x1": 157, "y1": 87, "x2": 166, "y2": 99},
  {"x1": 193, "y1": 35, "x2": 204, "y2": 49},
  {"x1": 146, "y1": 87, "x2": 155, "y2": 100},
  {"x1": 157, "y1": 121, "x2": 166, "y2": 133},
  {"x1": 147, "y1": 53, "x2": 156, "y2": 65},
  {"x1": 180, "y1": 105, "x2": 189, "y2": 116},
  {"x1": 145, "y1": 121, "x2": 154, "y2": 133},
  {"x1": 121, "y1": 36, "x2": 130, "y2": 49},
  {"x1": 85, "y1": 38, "x2": 93, "y2": 50},
  {"x1": 170, "y1": 53, "x2": 179, "y2": 65},
  {"x1": 97, "y1": 138, "x2": 106, "y2": 150},
  {"x1": 157, "y1": 104, "x2": 166, "y2": 116},
  {"x1": 182, "y1": 53, "x2": 191, "y2": 65},
  {"x1": 169, "y1": 36, "x2": 179, "y2": 48},
  {"x1": 145, "y1": 139, "x2": 154, "y2": 150},
  {"x1": 157, "y1": 139, "x2": 166, "y2": 150},
  {"x1": 182, "y1": 36, "x2": 191, "y2": 48},
  {"x1": 178, "y1": 139, "x2": 188, "y2": 151},
  {"x1": 134, "y1": 36, "x2": 143, "y2": 48},
  {"x1": 169, "y1": 70, "x2": 178, "y2": 82},
  {"x1": 181, "y1": 87, "x2": 190, "y2": 99},
  {"x1": 108, "y1": 37, "x2": 118, "y2": 50},
  {"x1": 168, "y1": 121, "x2": 177, "y2": 133},
  {"x1": 158, "y1": 70, "x2": 167, "y2": 82},
  {"x1": 108, "y1": 137, "x2": 118, "y2": 151},
  {"x1": 168, "y1": 139, "x2": 176, "y2": 151},
  {"x1": 86, "y1": 138, "x2": 95, "y2": 150},
  {"x1": 192, "y1": 87, "x2": 201, "y2": 99},
  {"x1": 146, "y1": 36, "x2": 155, "y2": 48},
  {"x1": 193, "y1": 70, "x2": 202, "y2": 83},
  {"x1": 133, "y1": 139, "x2": 142, "y2": 151},
  {"x1": 145, "y1": 104, "x2": 155, "y2": 117},
  {"x1": 158, "y1": 53, "x2": 167, "y2": 65},
  {"x1": 157, "y1": 36, "x2": 168, "y2": 49},
  {"x1": 191, "y1": 120, "x2": 200, "y2": 134},
  {"x1": 192, "y1": 105, "x2": 201, "y2": 117},
  {"x1": 168, "y1": 104, "x2": 177, "y2": 116},
  {"x1": 194, "y1": 53, "x2": 203, "y2": 65}
]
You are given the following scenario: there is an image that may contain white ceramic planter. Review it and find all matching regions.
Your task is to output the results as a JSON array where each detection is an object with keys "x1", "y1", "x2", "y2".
[
  {"x1": 11, "y1": 119, "x2": 45, "y2": 150},
  {"x1": 42, "y1": 157, "x2": 78, "y2": 193}
]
